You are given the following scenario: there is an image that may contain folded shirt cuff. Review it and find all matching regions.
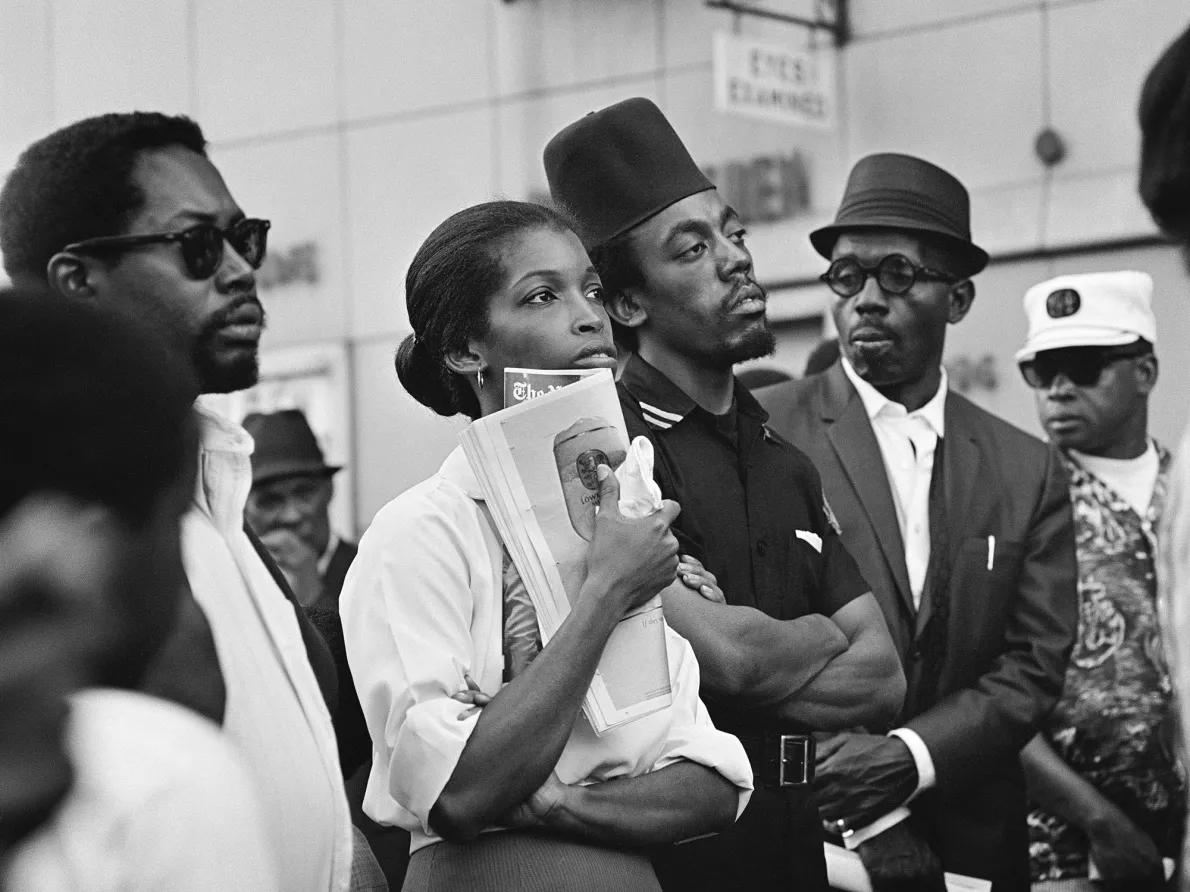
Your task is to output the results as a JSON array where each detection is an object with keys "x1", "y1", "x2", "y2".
[
  {"x1": 842, "y1": 806, "x2": 912, "y2": 850},
  {"x1": 888, "y1": 727, "x2": 935, "y2": 798}
]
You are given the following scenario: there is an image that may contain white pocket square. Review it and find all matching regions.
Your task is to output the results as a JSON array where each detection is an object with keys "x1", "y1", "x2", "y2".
[{"x1": 796, "y1": 530, "x2": 822, "y2": 553}]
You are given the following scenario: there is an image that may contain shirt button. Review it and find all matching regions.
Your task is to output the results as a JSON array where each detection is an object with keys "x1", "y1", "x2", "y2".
[
  {"x1": 1136, "y1": 551, "x2": 1148, "y2": 560},
  {"x1": 756, "y1": 537, "x2": 768, "y2": 556}
]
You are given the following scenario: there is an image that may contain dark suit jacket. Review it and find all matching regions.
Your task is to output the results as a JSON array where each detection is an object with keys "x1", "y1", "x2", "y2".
[
  {"x1": 305, "y1": 539, "x2": 371, "y2": 779},
  {"x1": 757, "y1": 363, "x2": 1077, "y2": 891}
]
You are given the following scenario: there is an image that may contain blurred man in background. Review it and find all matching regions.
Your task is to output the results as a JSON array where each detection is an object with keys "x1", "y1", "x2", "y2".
[
  {"x1": 0, "y1": 112, "x2": 357, "y2": 892},
  {"x1": 1138, "y1": 18, "x2": 1190, "y2": 892},
  {"x1": 1016, "y1": 271, "x2": 1182, "y2": 890},
  {"x1": 244, "y1": 409, "x2": 404, "y2": 888},
  {"x1": 244, "y1": 409, "x2": 355, "y2": 614},
  {"x1": 0, "y1": 290, "x2": 276, "y2": 890}
]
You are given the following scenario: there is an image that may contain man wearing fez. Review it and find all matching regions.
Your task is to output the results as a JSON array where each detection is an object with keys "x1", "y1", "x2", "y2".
[
  {"x1": 545, "y1": 97, "x2": 904, "y2": 892},
  {"x1": 1014, "y1": 271, "x2": 1182, "y2": 889},
  {"x1": 757, "y1": 153, "x2": 1077, "y2": 891},
  {"x1": 1138, "y1": 20, "x2": 1190, "y2": 891},
  {"x1": 0, "y1": 112, "x2": 353, "y2": 892}
]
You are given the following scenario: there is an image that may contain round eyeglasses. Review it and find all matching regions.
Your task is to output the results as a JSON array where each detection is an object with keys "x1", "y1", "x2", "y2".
[
  {"x1": 820, "y1": 254, "x2": 956, "y2": 299},
  {"x1": 64, "y1": 218, "x2": 271, "y2": 281}
]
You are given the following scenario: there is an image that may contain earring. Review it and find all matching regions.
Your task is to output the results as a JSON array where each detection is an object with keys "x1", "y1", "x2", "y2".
[{"x1": 477, "y1": 368, "x2": 485, "y2": 390}]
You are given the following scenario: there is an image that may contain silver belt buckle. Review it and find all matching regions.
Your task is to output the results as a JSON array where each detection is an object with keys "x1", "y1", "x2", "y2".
[{"x1": 778, "y1": 734, "x2": 813, "y2": 787}]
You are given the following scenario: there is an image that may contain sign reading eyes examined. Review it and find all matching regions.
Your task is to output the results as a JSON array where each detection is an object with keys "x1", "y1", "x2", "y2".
[{"x1": 712, "y1": 32, "x2": 836, "y2": 131}]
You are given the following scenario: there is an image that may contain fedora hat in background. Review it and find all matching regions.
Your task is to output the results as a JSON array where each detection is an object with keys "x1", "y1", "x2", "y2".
[
  {"x1": 544, "y1": 97, "x2": 715, "y2": 250},
  {"x1": 811, "y1": 153, "x2": 989, "y2": 278},
  {"x1": 242, "y1": 409, "x2": 341, "y2": 486}
]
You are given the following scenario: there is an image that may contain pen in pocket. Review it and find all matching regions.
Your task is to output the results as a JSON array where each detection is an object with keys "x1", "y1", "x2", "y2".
[{"x1": 986, "y1": 535, "x2": 995, "y2": 571}]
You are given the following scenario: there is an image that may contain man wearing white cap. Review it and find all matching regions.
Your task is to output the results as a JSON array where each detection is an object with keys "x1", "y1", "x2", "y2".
[{"x1": 1016, "y1": 271, "x2": 1183, "y2": 890}]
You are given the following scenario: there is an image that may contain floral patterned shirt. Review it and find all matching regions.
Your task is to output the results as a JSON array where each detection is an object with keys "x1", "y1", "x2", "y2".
[{"x1": 1028, "y1": 444, "x2": 1185, "y2": 881}]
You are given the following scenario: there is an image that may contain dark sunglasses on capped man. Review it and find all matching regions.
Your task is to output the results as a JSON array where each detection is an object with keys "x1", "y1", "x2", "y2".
[
  {"x1": 1018, "y1": 340, "x2": 1152, "y2": 390},
  {"x1": 64, "y1": 218, "x2": 271, "y2": 281},
  {"x1": 820, "y1": 253, "x2": 957, "y2": 299}
]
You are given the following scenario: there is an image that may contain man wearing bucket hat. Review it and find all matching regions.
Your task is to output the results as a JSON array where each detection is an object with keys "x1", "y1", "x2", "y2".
[
  {"x1": 244, "y1": 409, "x2": 350, "y2": 613},
  {"x1": 1013, "y1": 271, "x2": 1183, "y2": 890},
  {"x1": 546, "y1": 97, "x2": 904, "y2": 892},
  {"x1": 757, "y1": 153, "x2": 1077, "y2": 891}
]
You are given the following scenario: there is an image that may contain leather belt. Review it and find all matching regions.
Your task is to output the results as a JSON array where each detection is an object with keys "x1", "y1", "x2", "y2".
[{"x1": 737, "y1": 732, "x2": 815, "y2": 788}]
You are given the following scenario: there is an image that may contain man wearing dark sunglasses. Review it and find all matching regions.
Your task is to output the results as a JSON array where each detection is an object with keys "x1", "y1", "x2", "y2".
[
  {"x1": 1014, "y1": 271, "x2": 1182, "y2": 890},
  {"x1": 758, "y1": 153, "x2": 1077, "y2": 892},
  {"x1": 0, "y1": 112, "x2": 356, "y2": 892}
]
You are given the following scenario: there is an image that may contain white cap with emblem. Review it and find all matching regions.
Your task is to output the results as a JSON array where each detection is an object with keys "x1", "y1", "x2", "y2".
[{"x1": 1015, "y1": 270, "x2": 1156, "y2": 362}]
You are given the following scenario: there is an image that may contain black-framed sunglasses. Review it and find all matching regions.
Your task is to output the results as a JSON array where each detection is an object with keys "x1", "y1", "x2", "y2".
[
  {"x1": 1018, "y1": 342, "x2": 1152, "y2": 390},
  {"x1": 64, "y1": 218, "x2": 271, "y2": 281},
  {"x1": 820, "y1": 253, "x2": 956, "y2": 299}
]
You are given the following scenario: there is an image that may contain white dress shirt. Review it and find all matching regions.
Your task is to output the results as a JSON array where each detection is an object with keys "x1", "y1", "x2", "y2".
[
  {"x1": 841, "y1": 357, "x2": 948, "y2": 610},
  {"x1": 3, "y1": 689, "x2": 277, "y2": 892},
  {"x1": 840, "y1": 359, "x2": 947, "y2": 802},
  {"x1": 341, "y1": 446, "x2": 753, "y2": 854},
  {"x1": 183, "y1": 401, "x2": 352, "y2": 892}
]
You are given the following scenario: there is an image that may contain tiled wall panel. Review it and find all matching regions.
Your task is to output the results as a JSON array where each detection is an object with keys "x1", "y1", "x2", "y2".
[
  {"x1": 351, "y1": 337, "x2": 468, "y2": 528},
  {"x1": 211, "y1": 132, "x2": 348, "y2": 346},
  {"x1": 341, "y1": 0, "x2": 492, "y2": 121},
  {"x1": 51, "y1": 0, "x2": 191, "y2": 127},
  {"x1": 346, "y1": 106, "x2": 495, "y2": 339},
  {"x1": 493, "y1": 0, "x2": 659, "y2": 97},
  {"x1": 194, "y1": 0, "x2": 338, "y2": 142}
]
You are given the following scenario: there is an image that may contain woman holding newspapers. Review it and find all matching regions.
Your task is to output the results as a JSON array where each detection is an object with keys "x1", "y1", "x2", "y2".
[{"x1": 340, "y1": 200, "x2": 751, "y2": 892}]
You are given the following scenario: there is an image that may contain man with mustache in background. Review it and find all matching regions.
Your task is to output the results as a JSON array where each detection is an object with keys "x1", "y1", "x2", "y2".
[
  {"x1": 758, "y1": 153, "x2": 1077, "y2": 891},
  {"x1": 0, "y1": 112, "x2": 355, "y2": 892},
  {"x1": 546, "y1": 98, "x2": 903, "y2": 892}
]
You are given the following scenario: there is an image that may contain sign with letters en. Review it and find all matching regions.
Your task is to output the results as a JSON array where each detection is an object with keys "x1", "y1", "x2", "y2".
[{"x1": 712, "y1": 32, "x2": 836, "y2": 131}]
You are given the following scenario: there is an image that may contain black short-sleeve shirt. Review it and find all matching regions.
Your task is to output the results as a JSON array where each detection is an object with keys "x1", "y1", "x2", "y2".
[
  {"x1": 622, "y1": 356, "x2": 866, "y2": 891},
  {"x1": 619, "y1": 355, "x2": 868, "y2": 635}
]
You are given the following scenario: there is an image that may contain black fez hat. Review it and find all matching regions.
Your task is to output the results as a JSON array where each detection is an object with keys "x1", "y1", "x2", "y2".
[
  {"x1": 811, "y1": 153, "x2": 989, "y2": 278},
  {"x1": 242, "y1": 409, "x2": 341, "y2": 486},
  {"x1": 544, "y1": 97, "x2": 715, "y2": 249},
  {"x1": 1139, "y1": 21, "x2": 1190, "y2": 239}
]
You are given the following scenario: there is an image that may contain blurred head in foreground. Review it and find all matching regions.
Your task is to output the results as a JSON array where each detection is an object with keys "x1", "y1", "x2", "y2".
[{"x1": 0, "y1": 288, "x2": 198, "y2": 848}]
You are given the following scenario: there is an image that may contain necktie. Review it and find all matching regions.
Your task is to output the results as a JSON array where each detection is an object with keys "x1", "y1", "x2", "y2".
[{"x1": 916, "y1": 438, "x2": 950, "y2": 708}]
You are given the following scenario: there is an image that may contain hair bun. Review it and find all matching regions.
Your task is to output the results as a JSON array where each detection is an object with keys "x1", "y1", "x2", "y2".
[{"x1": 394, "y1": 333, "x2": 464, "y2": 418}]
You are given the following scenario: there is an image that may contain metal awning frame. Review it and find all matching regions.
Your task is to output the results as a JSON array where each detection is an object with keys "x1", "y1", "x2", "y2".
[{"x1": 705, "y1": 0, "x2": 849, "y2": 47}]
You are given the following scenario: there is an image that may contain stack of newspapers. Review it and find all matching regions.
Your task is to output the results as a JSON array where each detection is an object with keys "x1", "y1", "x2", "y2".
[{"x1": 459, "y1": 368, "x2": 673, "y2": 735}]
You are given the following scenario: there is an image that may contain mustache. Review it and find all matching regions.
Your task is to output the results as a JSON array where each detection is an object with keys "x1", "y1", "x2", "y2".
[
  {"x1": 203, "y1": 293, "x2": 265, "y2": 334},
  {"x1": 726, "y1": 278, "x2": 767, "y2": 311},
  {"x1": 849, "y1": 323, "x2": 897, "y2": 343}
]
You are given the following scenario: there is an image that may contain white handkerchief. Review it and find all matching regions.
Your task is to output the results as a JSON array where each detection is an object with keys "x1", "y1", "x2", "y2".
[
  {"x1": 796, "y1": 529, "x2": 823, "y2": 553},
  {"x1": 616, "y1": 436, "x2": 664, "y2": 519}
]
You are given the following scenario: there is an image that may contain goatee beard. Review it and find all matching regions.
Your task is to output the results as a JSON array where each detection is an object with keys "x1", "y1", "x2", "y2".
[
  {"x1": 722, "y1": 320, "x2": 777, "y2": 366},
  {"x1": 193, "y1": 295, "x2": 266, "y2": 394}
]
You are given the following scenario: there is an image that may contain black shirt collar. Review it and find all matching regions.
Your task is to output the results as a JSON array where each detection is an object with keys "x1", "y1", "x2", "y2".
[{"x1": 619, "y1": 353, "x2": 769, "y2": 430}]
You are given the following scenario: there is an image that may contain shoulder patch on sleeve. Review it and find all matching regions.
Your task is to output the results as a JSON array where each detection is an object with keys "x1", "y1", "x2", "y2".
[{"x1": 823, "y1": 493, "x2": 842, "y2": 535}]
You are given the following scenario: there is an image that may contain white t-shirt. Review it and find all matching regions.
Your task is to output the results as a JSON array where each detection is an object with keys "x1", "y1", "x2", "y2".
[
  {"x1": 2, "y1": 688, "x2": 277, "y2": 892},
  {"x1": 1070, "y1": 440, "x2": 1160, "y2": 518},
  {"x1": 340, "y1": 446, "x2": 754, "y2": 854}
]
